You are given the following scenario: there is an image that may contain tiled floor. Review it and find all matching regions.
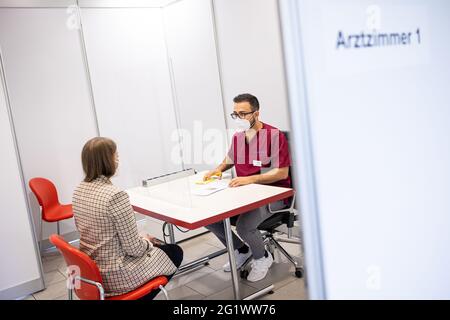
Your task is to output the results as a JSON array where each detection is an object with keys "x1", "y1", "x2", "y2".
[{"x1": 25, "y1": 232, "x2": 306, "y2": 300}]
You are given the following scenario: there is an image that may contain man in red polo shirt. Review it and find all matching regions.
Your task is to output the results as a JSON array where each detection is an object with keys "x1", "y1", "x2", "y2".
[{"x1": 203, "y1": 93, "x2": 291, "y2": 282}]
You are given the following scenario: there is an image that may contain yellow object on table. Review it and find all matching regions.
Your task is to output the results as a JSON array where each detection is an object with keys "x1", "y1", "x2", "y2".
[
  {"x1": 195, "y1": 178, "x2": 216, "y2": 185},
  {"x1": 195, "y1": 171, "x2": 222, "y2": 185}
]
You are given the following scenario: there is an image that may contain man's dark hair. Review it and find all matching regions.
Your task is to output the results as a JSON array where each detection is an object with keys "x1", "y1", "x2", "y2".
[{"x1": 233, "y1": 93, "x2": 260, "y2": 111}]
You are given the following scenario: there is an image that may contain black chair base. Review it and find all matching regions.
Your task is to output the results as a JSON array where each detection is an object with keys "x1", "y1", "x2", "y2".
[{"x1": 239, "y1": 231, "x2": 304, "y2": 280}]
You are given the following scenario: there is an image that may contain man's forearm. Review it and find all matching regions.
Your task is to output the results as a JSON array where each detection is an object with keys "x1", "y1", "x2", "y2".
[
  {"x1": 216, "y1": 162, "x2": 234, "y2": 173},
  {"x1": 216, "y1": 157, "x2": 234, "y2": 173},
  {"x1": 252, "y1": 167, "x2": 289, "y2": 185}
]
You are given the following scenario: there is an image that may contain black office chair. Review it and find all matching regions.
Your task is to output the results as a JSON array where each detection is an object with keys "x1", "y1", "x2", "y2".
[{"x1": 240, "y1": 131, "x2": 304, "y2": 279}]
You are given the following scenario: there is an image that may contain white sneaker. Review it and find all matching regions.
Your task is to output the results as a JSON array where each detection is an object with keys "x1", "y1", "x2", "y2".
[
  {"x1": 223, "y1": 249, "x2": 252, "y2": 272},
  {"x1": 247, "y1": 253, "x2": 274, "y2": 282}
]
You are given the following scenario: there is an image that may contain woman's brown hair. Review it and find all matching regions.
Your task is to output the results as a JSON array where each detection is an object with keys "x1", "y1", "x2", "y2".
[{"x1": 81, "y1": 137, "x2": 117, "y2": 182}]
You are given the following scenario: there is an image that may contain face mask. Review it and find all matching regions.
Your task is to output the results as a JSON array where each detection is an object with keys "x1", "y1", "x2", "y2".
[
  {"x1": 114, "y1": 154, "x2": 119, "y2": 171},
  {"x1": 234, "y1": 118, "x2": 251, "y2": 131},
  {"x1": 234, "y1": 114, "x2": 256, "y2": 132}
]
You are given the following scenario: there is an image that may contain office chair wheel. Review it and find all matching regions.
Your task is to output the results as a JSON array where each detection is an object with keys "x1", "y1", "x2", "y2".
[
  {"x1": 240, "y1": 269, "x2": 249, "y2": 279},
  {"x1": 295, "y1": 268, "x2": 303, "y2": 278}
]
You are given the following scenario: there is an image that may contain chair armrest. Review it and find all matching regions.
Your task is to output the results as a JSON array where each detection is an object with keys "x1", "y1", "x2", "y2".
[
  {"x1": 73, "y1": 276, "x2": 105, "y2": 300},
  {"x1": 268, "y1": 193, "x2": 296, "y2": 214}
]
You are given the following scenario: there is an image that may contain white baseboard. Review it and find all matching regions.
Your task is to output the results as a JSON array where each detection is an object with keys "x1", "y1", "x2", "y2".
[{"x1": 0, "y1": 277, "x2": 44, "y2": 300}]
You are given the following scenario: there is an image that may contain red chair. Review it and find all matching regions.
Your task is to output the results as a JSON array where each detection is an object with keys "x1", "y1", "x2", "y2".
[
  {"x1": 29, "y1": 178, "x2": 73, "y2": 251},
  {"x1": 50, "y1": 235, "x2": 170, "y2": 300}
]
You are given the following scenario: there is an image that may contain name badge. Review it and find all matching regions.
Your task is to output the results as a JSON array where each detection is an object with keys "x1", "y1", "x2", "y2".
[{"x1": 253, "y1": 160, "x2": 262, "y2": 167}]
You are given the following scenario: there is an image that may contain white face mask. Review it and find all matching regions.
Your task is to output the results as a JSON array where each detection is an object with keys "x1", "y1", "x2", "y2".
[
  {"x1": 114, "y1": 153, "x2": 120, "y2": 176},
  {"x1": 234, "y1": 118, "x2": 251, "y2": 131}
]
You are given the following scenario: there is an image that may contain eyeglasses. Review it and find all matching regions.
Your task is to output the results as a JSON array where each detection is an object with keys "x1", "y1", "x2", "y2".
[{"x1": 230, "y1": 111, "x2": 255, "y2": 120}]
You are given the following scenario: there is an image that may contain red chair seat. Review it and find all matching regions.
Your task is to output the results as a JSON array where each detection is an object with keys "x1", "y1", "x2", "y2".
[
  {"x1": 106, "y1": 276, "x2": 168, "y2": 300},
  {"x1": 43, "y1": 204, "x2": 73, "y2": 222},
  {"x1": 50, "y1": 235, "x2": 168, "y2": 300},
  {"x1": 29, "y1": 177, "x2": 74, "y2": 222}
]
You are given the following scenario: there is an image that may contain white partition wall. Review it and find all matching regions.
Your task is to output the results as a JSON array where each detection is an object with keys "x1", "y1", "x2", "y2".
[
  {"x1": 0, "y1": 7, "x2": 99, "y2": 241},
  {"x1": 80, "y1": 7, "x2": 181, "y2": 189},
  {"x1": 213, "y1": 0, "x2": 290, "y2": 131},
  {"x1": 163, "y1": 0, "x2": 228, "y2": 171},
  {"x1": 280, "y1": 0, "x2": 450, "y2": 299},
  {"x1": 0, "y1": 51, "x2": 44, "y2": 299}
]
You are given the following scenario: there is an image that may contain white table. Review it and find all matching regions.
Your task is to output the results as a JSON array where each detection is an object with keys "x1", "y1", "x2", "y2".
[{"x1": 126, "y1": 172, "x2": 294, "y2": 300}]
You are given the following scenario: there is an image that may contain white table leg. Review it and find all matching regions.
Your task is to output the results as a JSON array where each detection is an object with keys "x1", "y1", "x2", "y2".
[{"x1": 224, "y1": 217, "x2": 240, "y2": 300}]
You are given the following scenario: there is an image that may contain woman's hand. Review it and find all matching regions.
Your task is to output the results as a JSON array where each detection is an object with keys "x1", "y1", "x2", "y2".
[{"x1": 144, "y1": 234, "x2": 164, "y2": 246}]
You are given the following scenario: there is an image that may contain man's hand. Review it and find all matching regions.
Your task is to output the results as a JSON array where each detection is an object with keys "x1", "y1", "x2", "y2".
[
  {"x1": 203, "y1": 170, "x2": 222, "y2": 181},
  {"x1": 228, "y1": 176, "x2": 257, "y2": 188}
]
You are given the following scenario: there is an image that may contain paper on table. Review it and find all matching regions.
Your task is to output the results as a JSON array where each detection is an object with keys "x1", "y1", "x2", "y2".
[{"x1": 190, "y1": 179, "x2": 229, "y2": 196}]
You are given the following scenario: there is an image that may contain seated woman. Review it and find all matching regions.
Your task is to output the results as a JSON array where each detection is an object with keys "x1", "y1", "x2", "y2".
[{"x1": 72, "y1": 137, "x2": 183, "y2": 300}]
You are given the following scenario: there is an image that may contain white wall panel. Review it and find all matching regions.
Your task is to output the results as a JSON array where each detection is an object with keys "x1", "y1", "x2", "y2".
[
  {"x1": 213, "y1": 0, "x2": 290, "y2": 131},
  {"x1": 81, "y1": 7, "x2": 207, "y2": 241},
  {"x1": 0, "y1": 8, "x2": 98, "y2": 239},
  {"x1": 281, "y1": 0, "x2": 450, "y2": 299},
  {"x1": 81, "y1": 8, "x2": 181, "y2": 189},
  {"x1": 78, "y1": 0, "x2": 175, "y2": 7},
  {"x1": 164, "y1": 0, "x2": 228, "y2": 171},
  {"x1": 0, "y1": 52, "x2": 43, "y2": 299}
]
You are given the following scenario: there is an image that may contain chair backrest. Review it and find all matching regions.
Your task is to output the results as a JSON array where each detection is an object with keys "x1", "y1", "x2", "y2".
[
  {"x1": 281, "y1": 131, "x2": 295, "y2": 188},
  {"x1": 29, "y1": 178, "x2": 61, "y2": 219},
  {"x1": 49, "y1": 234, "x2": 104, "y2": 300},
  {"x1": 282, "y1": 130, "x2": 298, "y2": 216},
  {"x1": 258, "y1": 130, "x2": 296, "y2": 231}
]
